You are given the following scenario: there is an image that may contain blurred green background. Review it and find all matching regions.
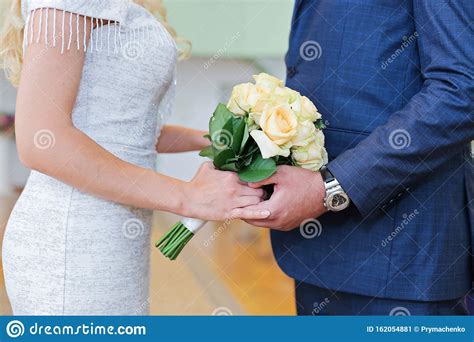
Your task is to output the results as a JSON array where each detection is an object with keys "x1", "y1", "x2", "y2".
[
  {"x1": 0, "y1": 0, "x2": 293, "y2": 57},
  {"x1": 164, "y1": 0, "x2": 293, "y2": 58}
]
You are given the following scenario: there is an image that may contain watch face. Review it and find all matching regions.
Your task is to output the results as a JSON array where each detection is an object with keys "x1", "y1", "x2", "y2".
[{"x1": 327, "y1": 192, "x2": 349, "y2": 211}]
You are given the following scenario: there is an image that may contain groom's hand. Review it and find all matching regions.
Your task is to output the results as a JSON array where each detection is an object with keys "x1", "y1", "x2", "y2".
[{"x1": 243, "y1": 165, "x2": 327, "y2": 230}]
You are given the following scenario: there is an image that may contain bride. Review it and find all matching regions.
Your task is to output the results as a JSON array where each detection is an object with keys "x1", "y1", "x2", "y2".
[{"x1": 0, "y1": 0, "x2": 269, "y2": 315}]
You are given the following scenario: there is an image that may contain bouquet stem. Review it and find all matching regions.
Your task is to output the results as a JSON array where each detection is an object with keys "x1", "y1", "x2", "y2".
[{"x1": 155, "y1": 218, "x2": 206, "y2": 260}]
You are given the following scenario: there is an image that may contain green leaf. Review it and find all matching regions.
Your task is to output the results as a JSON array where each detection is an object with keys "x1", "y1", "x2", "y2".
[
  {"x1": 240, "y1": 153, "x2": 254, "y2": 167},
  {"x1": 209, "y1": 104, "x2": 234, "y2": 136},
  {"x1": 226, "y1": 156, "x2": 239, "y2": 163},
  {"x1": 231, "y1": 117, "x2": 246, "y2": 154},
  {"x1": 199, "y1": 145, "x2": 214, "y2": 160},
  {"x1": 212, "y1": 118, "x2": 234, "y2": 152},
  {"x1": 235, "y1": 139, "x2": 257, "y2": 170},
  {"x1": 220, "y1": 162, "x2": 239, "y2": 172},
  {"x1": 240, "y1": 124, "x2": 250, "y2": 153},
  {"x1": 315, "y1": 119, "x2": 326, "y2": 130},
  {"x1": 238, "y1": 154, "x2": 277, "y2": 182},
  {"x1": 213, "y1": 149, "x2": 235, "y2": 169},
  {"x1": 243, "y1": 157, "x2": 254, "y2": 167},
  {"x1": 240, "y1": 139, "x2": 259, "y2": 158},
  {"x1": 203, "y1": 133, "x2": 211, "y2": 141}
]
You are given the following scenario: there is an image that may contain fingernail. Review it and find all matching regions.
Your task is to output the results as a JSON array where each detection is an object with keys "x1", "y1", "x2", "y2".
[{"x1": 261, "y1": 210, "x2": 270, "y2": 217}]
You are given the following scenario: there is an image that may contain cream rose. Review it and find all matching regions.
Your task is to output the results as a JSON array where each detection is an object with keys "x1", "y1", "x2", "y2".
[
  {"x1": 292, "y1": 131, "x2": 328, "y2": 171},
  {"x1": 250, "y1": 130, "x2": 290, "y2": 159},
  {"x1": 273, "y1": 89, "x2": 321, "y2": 123},
  {"x1": 292, "y1": 120, "x2": 317, "y2": 147},
  {"x1": 248, "y1": 88, "x2": 275, "y2": 125},
  {"x1": 300, "y1": 96, "x2": 321, "y2": 122},
  {"x1": 227, "y1": 83, "x2": 262, "y2": 115},
  {"x1": 250, "y1": 87, "x2": 297, "y2": 126},
  {"x1": 253, "y1": 73, "x2": 284, "y2": 92},
  {"x1": 259, "y1": 105, "x2": 298, "y2": 146}
]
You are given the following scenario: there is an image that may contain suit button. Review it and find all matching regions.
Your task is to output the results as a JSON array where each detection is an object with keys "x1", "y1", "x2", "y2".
[{"x1": 287, "y1": 67, "x2": 297, "y2": 78}]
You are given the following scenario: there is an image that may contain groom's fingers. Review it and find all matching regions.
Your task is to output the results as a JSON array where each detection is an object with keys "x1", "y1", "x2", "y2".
[
  {"x1": 231, "y1": 207, "x2": 271, "y2": 220},
  {"x1": 243, "y1": 219, "x2": 272, "y2": 228},
  {"x1": 237, "y1": 196, "x2": 264, "y2": 208},
  {"x1": 239, "y1": 186, "x2": 265, "y2": 197}
]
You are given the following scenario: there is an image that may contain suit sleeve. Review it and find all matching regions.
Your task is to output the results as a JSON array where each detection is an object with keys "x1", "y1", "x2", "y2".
[{"x1": 327, "y1": 0, "x2": 474, "y2": 217}]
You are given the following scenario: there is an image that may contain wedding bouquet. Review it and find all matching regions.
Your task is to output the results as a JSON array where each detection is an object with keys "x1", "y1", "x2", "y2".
[{"x1": 156, "y1": 73, "x2": 328, "y2": 260}]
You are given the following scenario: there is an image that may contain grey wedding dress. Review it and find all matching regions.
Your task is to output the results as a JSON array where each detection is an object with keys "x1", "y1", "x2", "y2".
[{"x1": 2, "y1": 0, "x2": 177, "y2": 315}]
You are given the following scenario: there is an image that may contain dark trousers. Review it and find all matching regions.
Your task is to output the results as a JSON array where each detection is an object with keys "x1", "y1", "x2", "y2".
[
  {"x1": 295, "y1": 281, "x2": 469, "y2": 316},
  {"x1": 467, "y1": 289, "x2": 474, "y2": 314}
]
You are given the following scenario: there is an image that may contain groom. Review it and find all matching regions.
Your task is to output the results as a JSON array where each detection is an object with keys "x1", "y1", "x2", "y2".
[{"x1": 246, "y1": 0, "x2": 474, "y2": 315}]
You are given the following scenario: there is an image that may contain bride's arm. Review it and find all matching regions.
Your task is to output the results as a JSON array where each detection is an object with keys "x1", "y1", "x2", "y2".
[
  {"x1": 16, "y1": 21, "x2": 184, "y2": 213},
  {"x1": 15, "y1": 10, "x2": 269, "y2": 222},
  {"x1": 156, "y1": 125, "x2": 209, "y2": 153}
]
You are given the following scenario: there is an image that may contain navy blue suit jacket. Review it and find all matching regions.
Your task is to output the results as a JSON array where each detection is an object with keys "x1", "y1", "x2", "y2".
[{"x1": 272, "y1": 0, "x2": 474, "y2": 301}]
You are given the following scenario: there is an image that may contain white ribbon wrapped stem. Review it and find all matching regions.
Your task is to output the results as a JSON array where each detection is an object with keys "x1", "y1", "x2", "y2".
[{"x1": 181, "y1": 218, "x2": 207, "y2": 234}]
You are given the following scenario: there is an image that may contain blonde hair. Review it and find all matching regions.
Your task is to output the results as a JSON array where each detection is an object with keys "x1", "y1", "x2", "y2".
[{"x1": 0, "y1": 0, "x2": 191, "y2": 87}]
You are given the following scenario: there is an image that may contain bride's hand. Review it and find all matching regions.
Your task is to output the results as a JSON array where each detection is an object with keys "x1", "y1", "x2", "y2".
[{"x1": 182, "y1": 162, "x2": 270, "y2": 221}]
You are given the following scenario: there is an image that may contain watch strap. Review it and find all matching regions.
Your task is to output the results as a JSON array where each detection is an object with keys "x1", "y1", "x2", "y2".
[{"x1": 320, "y1": 166, "x2": 335, "y2": 183}]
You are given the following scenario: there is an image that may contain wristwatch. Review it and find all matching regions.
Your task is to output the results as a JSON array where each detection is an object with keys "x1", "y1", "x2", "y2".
[{"x1": 320, "y1": 166, "x2": 351, "y2": 212}]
